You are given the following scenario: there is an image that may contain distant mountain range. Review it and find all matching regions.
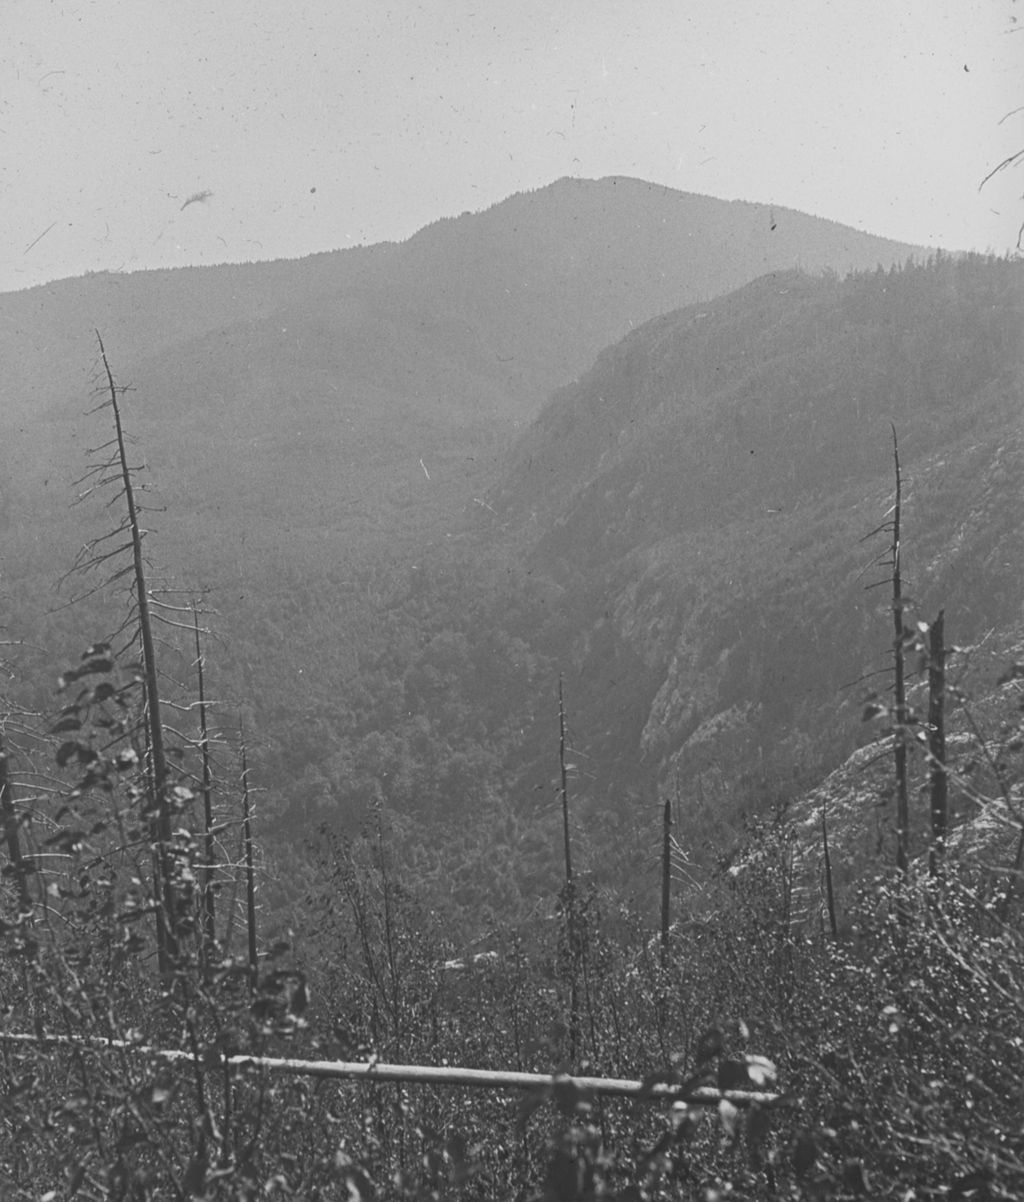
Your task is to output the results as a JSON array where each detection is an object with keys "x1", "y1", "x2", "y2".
[
  {"x1": 9, "y1": 177, "x2": 1013, "y2": 896},
  {"x1": 1, "y1": 178, "x2": 924, "y2": 575},
  {"x1": 2, "y1": 175, "x2": 926, "y2": 419}
]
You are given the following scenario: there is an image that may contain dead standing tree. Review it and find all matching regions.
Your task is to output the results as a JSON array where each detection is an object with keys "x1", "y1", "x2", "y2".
[
  {"x1": 0, "y1": 738, "x2": 33, "y2": 921},
  {"x1": 927, "y1": 610, "x2": 948, "y2": 878},
  {"x1": 62, "y1": 333, "x2": 185, "y2": 978},
  {"x1": 888, "y1": 426, "x2": 911, "y2": 882},
  {"x1": 863, "y1": 426, "x2": 912, "y2": 881},
  {"x1": 240, "y1": 737, "x2": 259, "y2": 995},
  {"x1": 557, "y1": 674, "x2": 581, "y2": 1066},
  {"x1": 190, "y1": 600, "x2": 217, "y2": 963},
  {"x1": 660, "y1": 798, "x2": 672, "y2": 967}
]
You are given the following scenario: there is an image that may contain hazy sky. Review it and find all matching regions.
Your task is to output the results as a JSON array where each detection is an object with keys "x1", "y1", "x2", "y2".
[{"x1": 3, "y1": 0, "x2": 1021, "y2": 294}]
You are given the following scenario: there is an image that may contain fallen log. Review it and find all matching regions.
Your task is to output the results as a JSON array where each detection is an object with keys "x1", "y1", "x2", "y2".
[{"x1": 0, "y1": 1031, "x2": 778, "y2": 1106}]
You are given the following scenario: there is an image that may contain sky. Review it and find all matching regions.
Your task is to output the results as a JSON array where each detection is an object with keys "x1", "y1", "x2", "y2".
[{"x1": 3, "y1": 0, "x2": 1022, "y2": 294}]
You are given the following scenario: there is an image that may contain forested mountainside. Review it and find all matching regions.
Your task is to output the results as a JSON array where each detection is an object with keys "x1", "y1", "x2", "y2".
[
  {"x1": 485, "y1": 254, "x2": 1024, "y2": 829},
  {"x1": 247, "y1": 253, "x2": 1020, "y2": 906},
  {"x1": 1, "y1": 179, "x2": 921, "y2": 583},
  {"x1": 2, "y1": 180, "x2": 927, "y2": 873},
  {"x1": 2, "y1": 221, "x2": 1024, "y2": 1200},
  {"x1": 3, "y1": 251, "x2": 1020, "y2": 920}
]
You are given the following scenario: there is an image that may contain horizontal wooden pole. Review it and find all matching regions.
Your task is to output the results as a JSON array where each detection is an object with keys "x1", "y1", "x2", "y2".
[{"x1": 0, "y1": 1032, "x2": 777, "y2": 1106}]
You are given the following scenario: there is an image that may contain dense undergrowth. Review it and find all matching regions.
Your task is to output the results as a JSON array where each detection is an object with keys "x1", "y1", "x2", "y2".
[{"x1": 2, "y1": 677, "x2": 1023, "y2": 1198}]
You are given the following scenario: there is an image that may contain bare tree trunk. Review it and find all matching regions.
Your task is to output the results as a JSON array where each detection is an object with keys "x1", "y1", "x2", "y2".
[
  {"x1": 558, "y1": 675, "x2": 572, "y2": 885},
  {"x1": 142, "y1": 721, "x2": 171, "y2": 980},
  {"x1": 240, "y1": 741, "x2": 258, "y2": 995},
  {"x1": 557, "y1": 675, "x2": 579, "y2": 1065},
  {"x1": 660, "y1": 798, "x2": 672, "y2": 968},
  {"x1": 95, "y1": 333, "x2": 179, "y2": 974},
  {"x1": 928, "y1": 610, "x2": 948, "y2": 878},
  {"x1": 0, "y1": 741, "x2": 32, "y2": 920},
  {"x1": 193, "y1": 604, "x2": 217, "y2": 962},
  {"x1": 890, "y1": 425, "x2": 910, "y2": 882},
  {"x1": 0, "y1": 1032, "x2": 779, "y2": 1105}
]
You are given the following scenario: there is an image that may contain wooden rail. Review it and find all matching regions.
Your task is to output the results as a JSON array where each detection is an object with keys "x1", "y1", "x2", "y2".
[{"x1": 0, "y1": 1032, "x2": 778, "y2": 1106}]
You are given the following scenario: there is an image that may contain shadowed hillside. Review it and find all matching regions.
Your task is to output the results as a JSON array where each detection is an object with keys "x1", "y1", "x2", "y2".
[
  {"x1": 1, "y1": 177, "x2": 925, "y2": 676},
  {"x1": 482, "y1": 254, "x2": 1023, "y2": 848}
]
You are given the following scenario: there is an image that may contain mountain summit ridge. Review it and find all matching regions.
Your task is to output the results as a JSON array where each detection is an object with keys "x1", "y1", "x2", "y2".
[{"x1": 2, "y1": 176, "x2": 926, "y2": 577}]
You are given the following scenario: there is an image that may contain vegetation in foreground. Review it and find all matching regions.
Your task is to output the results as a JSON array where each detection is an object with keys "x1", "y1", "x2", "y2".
[
  {"x1": 2, "y1": 694, "x2": 1023, "y2": 1200},
  {"x1": 1, "y1": 527, "x2": 1022, "y2": 1196},
  {"x1": 0, "y1": 256, "x2": 1022, "y2": 1197}
]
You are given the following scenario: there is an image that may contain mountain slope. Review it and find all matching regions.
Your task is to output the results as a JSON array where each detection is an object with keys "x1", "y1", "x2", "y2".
[
  {"x1": 1, "y1": 177, "x2": 926, "y2": 613},
  {"x1": 389, "y1": 176, "x2": 929, "y2": 404},
  {"x1": 484, "y1": 255, "x2": 1024, "y2": 843},
  {"x1": 2, "y1": 177, "x2": 923, "y2": 429},
  {"x1": 749, "y1": 616, "x2": 1024, "y2": 925},
  {"x1": 2, "y1": 216, "x2": 1019, "y2": 915}
]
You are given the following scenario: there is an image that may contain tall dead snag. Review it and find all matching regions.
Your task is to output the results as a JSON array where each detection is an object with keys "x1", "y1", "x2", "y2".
[
  {"x1": 557, "y1": 675, "x2": 580, "y2": 1065},
  {"x1": 240, "y1": 740, "x2": 258, "y2": 995},
  {"x1": 861, "y1": 427, "x2": 915, "y2": 888},
  {"x1": 558, "y1": 675, "x2": 573, "y2": 886},
  {"x1": 889, "y1": 425, "x2": 910, "y2": 882},
  {"x1": 660, "y1": 798, "x2": 672, "y2": 968},
  {"x1": 95, "y1": 333, "x2": 179, "y2": 973},
  {"x1": 0, "y1": 740, "x2": 32, "y2": 921},
  {"x1": 192, "y1": 603, "x2": 217, "y2": 962},
  {"x1": 927, "y1": 610, "x2": 948, "y2": 878}
]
